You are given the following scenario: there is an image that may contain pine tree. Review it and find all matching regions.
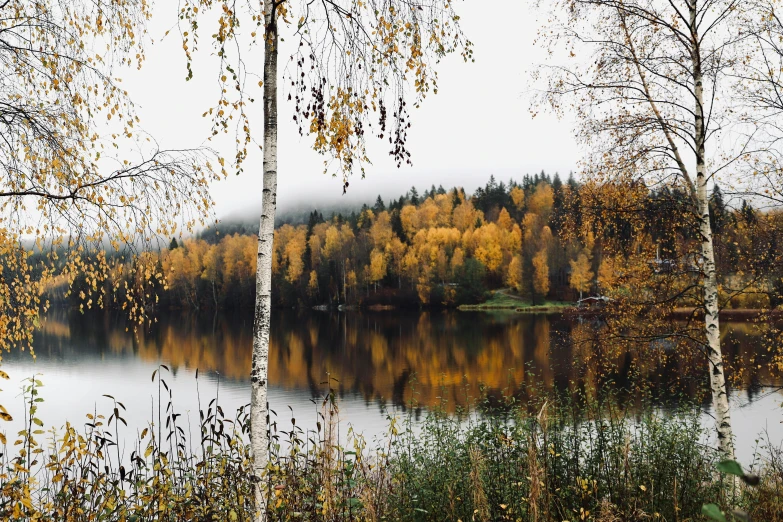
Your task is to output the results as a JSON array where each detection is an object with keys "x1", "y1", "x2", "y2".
[
  {"x1": 409, "y1": 186, "x2": 420, "y2": 205},
  {"x1": 710, "y1": 185, "x2": 727, "y2": 235},
  {"x1": 374, "y1": 195, "x2": 386, "y2": 213}
]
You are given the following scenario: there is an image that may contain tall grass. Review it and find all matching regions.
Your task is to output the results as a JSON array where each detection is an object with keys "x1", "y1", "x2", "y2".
[{"x1": 0, "y1": 370, "x2": 780, "y2": 521}]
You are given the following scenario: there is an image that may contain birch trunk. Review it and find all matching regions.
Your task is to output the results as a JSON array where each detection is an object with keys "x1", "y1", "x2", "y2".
[
  {"x1": 690, "y1": 1, "x2": 735, "y2": 461},
  {"x1": 251, "y1": 1, "x2": 278, "y2": 520}
]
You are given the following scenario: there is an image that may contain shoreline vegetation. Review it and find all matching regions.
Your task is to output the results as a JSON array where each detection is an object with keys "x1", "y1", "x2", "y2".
[
  {"x1": 1, "y1": 371, "x2": 781, "y2": 521},
  {"x1": 457, "y1": 290, "x2": 572, "y2": 312}
]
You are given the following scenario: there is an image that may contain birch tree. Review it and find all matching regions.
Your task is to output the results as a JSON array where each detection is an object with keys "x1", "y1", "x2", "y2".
[
  {"x1": 0, "y1": 2, "x2": 219, "y2": 357},
  {"x1": 533, "y1": 0, "x2": 767, "y2": 460},
  {"x1": 569, "y1": 252, "x2": 593, "y2": 300},
  {"x1": 178, "y1": 1, "x2": 471, "y2": 518}
]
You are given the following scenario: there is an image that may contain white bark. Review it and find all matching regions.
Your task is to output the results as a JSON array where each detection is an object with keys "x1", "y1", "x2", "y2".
[
  {"x1": 251, "y1": 1, "x2": 278, "y2": 520},
  {"x1": 689, "y1": 0, "x2": 735, "y2": 461}
]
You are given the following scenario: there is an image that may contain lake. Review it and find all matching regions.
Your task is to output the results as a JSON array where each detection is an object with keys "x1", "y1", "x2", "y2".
[{"x1": 0, "y1": 308, "x2": 780, "y2": 464}]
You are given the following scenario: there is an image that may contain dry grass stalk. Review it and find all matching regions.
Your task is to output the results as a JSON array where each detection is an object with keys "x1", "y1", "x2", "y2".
[{"x1": 469, "y1": 447, "x2": 490, "y2": 522}]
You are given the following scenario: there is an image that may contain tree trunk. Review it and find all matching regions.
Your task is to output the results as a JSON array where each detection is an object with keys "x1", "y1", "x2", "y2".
[
  {"x1": 690, "y1": 1, "x2": 735, "y2": 462},
  {"x1": 251, "y1": 1, "x2": 278, "y2": 520}
]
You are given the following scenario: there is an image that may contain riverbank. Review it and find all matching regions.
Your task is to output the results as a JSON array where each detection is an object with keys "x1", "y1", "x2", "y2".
[
  {"x1": 3, "y1": 383, "x2": 780, "y2": 521},
  {"x1": 457, "y1": 289, "x2": 573, "y2": 312}
]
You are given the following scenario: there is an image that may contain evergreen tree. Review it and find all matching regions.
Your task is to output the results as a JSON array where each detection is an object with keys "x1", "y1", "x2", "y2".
[
  {"x1": 709, "y1": 185, "x2": 727, "y2": 234},
  {"x1": 169, "y1": 237, "x2": 179, "y2": 250},
  {"x1": 741, "y1": 200, "x2": 756, "y2": 225},
  {"x1": 391, "y1": 209, "x2": 405, "y2": 241},
  {"x1": 552, "y1": 172, "x2": 562, "y2": 192},
  {"x1": 551, "y1": 178, "x2": 565, "y2": 235},
  {"x1": 451, "y1": 188, "x2": 461, "y2": 209},
  {"x1": 409, "y1": 186, "x2": 420, "y2": 205},
  {"x1": 374, "y1": 195, "x2": 386, "y2": 213},
  {"x1": 567, "y1": 171, "x2": 578, "y2": 190}
]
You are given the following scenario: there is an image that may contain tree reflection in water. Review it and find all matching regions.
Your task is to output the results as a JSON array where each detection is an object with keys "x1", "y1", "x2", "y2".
[{"x1": 18, "y1": 308, "x2": 782, "y2": 414}]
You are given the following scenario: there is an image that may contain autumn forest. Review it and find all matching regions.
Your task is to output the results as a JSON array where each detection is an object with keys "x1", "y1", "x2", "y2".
[{"x1": 51, "y1": 173, "x2": 783, "y2": 315}]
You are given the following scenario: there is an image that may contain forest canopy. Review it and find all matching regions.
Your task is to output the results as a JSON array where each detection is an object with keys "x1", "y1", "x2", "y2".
[{"x1": 48, "y1": 174, "x2": 783, "y2": 313}]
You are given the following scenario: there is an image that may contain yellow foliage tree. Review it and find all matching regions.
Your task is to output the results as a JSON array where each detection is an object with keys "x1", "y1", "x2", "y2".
[
  {"x1": 283, "y1": 229, "x2": 307, "y2": 283},
  {"x1": 450, "y1": 247, "x2": 465, "y2": 278},
  {"x1": 569, "y1": 252, "x2": 594, "y2": 300},
  {"x1": 434, "y1": 193, "x2": 454, "y2": 225},
  {"x1": 533, "y1": 248, "x2": 550, "y2": 303},
  {"x1": 452, "y1": 199, "x2": 484, "y2": 232},
  {"x1": 597, "y1": 256, "x2": 619, "y2": 293},
  {"x1": 528, "y1": 183, "x2": 554, "y2": 219},
  {"x1": 307, "y1": 271, "x2": 319, "y2": 298},
  {"x1": 400, "y1": 205, "x2": 421, "y2": 240},
  {"x1": 370, "y1": 211, "x2": 394, "y2": 249},
  {"x1": 417, "y1": 198, "x2": 440, "y2": 228},
  {"x1": 506, "y1": 255, "x2": 524, "y2": 294},
  {"x1": 386, "y1": 238, "x2": 407, "y2": 289},
  {"x1": 369, "y1": 249, "x2": 388, "y2": 288},
  {"x1": 497, "y1": 208, "x2": 514, "y2": 231},
  {"x1": 511, "y1": 186, "x2": 526, "y2": 209},
  {"x1": 417, "y1": 266, "x2": 433, "y2": 304}
]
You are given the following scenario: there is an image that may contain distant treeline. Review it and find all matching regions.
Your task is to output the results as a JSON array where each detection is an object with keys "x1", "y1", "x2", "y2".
[
  {"x1": 163, "y1": 173, "x2": 581, "y2": 309},
  {"x1": 47, "y1": 173, "x2": 783, "y2": 311}
]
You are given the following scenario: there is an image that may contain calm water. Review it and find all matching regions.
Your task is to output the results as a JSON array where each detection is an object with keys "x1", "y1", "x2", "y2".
[{"x1": 0, "y1": 308, "x2": 781, "y2": 464}]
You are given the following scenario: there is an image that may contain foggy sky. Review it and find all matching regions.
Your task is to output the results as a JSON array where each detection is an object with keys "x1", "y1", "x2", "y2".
[{"x1": 120, "y1": 1, "x2": 581, "y2": 220}]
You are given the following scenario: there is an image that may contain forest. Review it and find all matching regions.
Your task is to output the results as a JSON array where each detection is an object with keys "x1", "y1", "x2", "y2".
[{"x1": 51, "y1": 173, "x2": 783, "y2": 313}]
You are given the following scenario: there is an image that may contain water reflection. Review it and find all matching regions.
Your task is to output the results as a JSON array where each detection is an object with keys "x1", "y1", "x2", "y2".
[
  {"x1": 1, "y1": 308, "x2": 781, "y2": 465},
  {"x1": 9, "y1": 308, "x2": 782, "y2": 412}
]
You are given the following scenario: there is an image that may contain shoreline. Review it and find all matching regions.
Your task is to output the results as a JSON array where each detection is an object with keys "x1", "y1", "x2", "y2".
[{"x1": 456, "y1": 303, "x2": 572, "y2": 313}]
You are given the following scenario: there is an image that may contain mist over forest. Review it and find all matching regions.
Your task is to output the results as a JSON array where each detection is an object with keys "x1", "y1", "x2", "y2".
[{"x1": 206, "y1": 171, "x2": 574, "y2": 234}]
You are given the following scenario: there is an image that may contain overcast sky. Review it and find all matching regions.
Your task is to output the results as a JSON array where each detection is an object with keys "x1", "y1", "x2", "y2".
[{"x1": 120, "y1": 0, "x2": 581, "y2": 219}]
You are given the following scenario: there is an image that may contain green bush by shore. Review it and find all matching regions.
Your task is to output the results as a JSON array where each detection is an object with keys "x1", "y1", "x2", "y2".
[{"x1": 0, "y1": 371, "x2": 781, "y2": 521}]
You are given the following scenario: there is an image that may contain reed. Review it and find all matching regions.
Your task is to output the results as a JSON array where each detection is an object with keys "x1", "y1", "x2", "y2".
[{"x1": 0, "y1": 370, "x2": 778, "y2": 521}]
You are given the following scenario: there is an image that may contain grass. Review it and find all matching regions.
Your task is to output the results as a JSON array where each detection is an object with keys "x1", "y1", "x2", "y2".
[
  {"x1": 1, "y1": 371, "x2": 781, "y2": 521},
  {"x1": 458, "y1": 290, "x2": 573, "y2": 312}
]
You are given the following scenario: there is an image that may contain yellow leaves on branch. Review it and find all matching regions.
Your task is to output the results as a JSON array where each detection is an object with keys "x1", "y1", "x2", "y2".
[
  {"x1": 0, "y1": 1, "x2": 219, "y2": 353},
  {"x1": 181, "y1": 0, "x2": 471, "y2": 176}
]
